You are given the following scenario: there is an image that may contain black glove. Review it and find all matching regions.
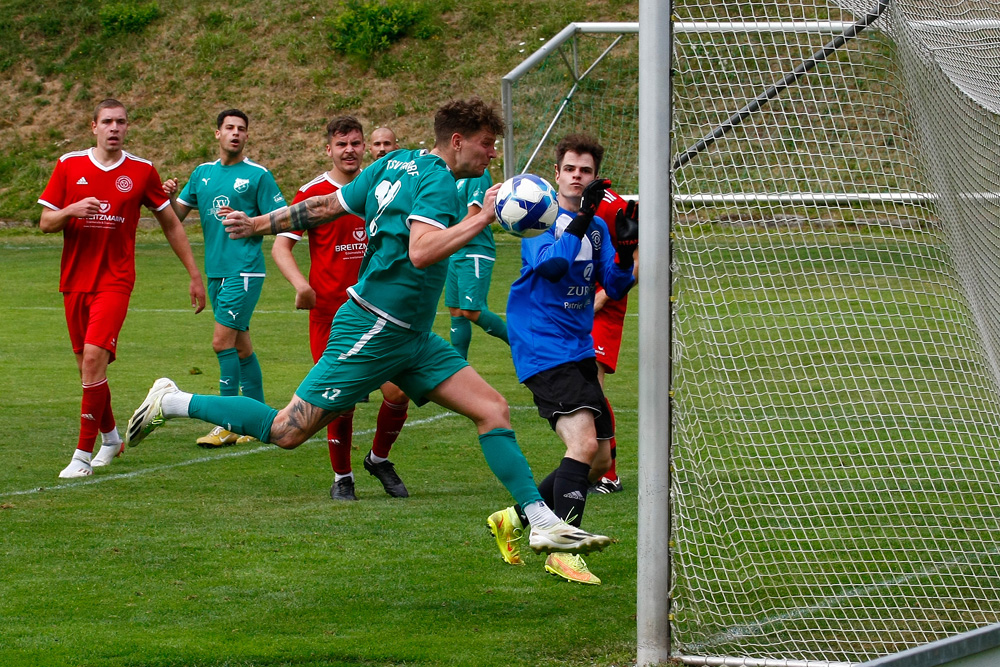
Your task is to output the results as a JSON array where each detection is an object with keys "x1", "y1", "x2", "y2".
[
  {"x1": 614, "y1": 200, "x2": 638, "y2": 270},
  {"x1": 565, "y1": 178, "x2": 611, "y2": 238}
]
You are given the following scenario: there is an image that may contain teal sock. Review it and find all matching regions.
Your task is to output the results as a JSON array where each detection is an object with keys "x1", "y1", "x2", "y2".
[
  {"x1": 478, "y1": 428, "x2": 542, "y2": 508},
  {"x1": 189, "y1": 395, "x2": 278, "y2": 443},
  {"x1": 450, "y1": 316, "x2": 472, "y2": 359},
  {"x1": 216, "y1": 348, "x2": 240, "y2": 397},
  {"x1": 474, "y1": 310, "x2": 509, "y2": 345},
  {"x1": 239, "y1": 352, "x2": 265, "y2": 403}
]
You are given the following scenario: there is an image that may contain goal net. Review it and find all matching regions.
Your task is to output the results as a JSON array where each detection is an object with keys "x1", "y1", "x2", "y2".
[{"x1": 504, "y1": 3, "x2": 1000, "y2": 666}]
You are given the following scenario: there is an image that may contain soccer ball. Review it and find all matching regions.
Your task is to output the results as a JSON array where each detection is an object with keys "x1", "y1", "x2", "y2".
[{"x1": 494, "y1": 173, "x2": 559, "y2": 237}]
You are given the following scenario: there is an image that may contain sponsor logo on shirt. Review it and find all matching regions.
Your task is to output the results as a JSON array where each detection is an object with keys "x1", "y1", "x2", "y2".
[
  {"x1": 99, "y1": 200, "x2": 111, "y2": 213},
  {"x1": 352, "y1": 229, "x2": 366, "y2": 243},
  {"x1": 77, "y1": 177, "x2": 89, "y2": 185},
  {"x1": 115, "y1": 175, "x2": 133, "y2": 193},
  {"x1": 335, "y1": 243, "x2": 367, "y2": 253},
  {"x1": 234, "y1": 177, "x2": 250, "y2": 193},
  {"x1": 212, "y1": 195, "x2": 231, "y2": 220},
  {"x1": 273, "y1": 193, "x2": 283, "y2": 203}
]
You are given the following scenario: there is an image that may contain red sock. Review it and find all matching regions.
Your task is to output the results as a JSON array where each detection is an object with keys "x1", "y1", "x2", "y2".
[
  {"x1": 77, "y1": 379, "x2": 109, "y2": 454},
  {"x1": 605, "y1": 398, "x2": 618, "y2": 481},
  {"x1": 372, "y1": 399, "x2": 408, "y2": 459},
  {"x1": 99, "y1": 383, "x2": 116, "y2": 434},
  {"x1": 327, "y1": 409, "x2": 355, "y2": 475}
]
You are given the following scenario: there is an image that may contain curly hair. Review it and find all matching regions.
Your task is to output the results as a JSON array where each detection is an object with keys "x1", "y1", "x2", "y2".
[
  {"x1": 433, "y1": 97, "x2": 505, "y2": 146},
  {"x1": 555, "y1": 133, "x2": 605, "y2": 174}
]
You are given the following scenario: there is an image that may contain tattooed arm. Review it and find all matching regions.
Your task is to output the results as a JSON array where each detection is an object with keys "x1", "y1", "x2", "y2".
[{"x1": 223, "y1": 193, "x2": 347, "y2": 239}]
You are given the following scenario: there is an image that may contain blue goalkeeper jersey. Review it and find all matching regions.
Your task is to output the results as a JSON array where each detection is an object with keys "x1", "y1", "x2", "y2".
[{"x1": 507, "y1": 206, "x2": 636, "y2": 382}]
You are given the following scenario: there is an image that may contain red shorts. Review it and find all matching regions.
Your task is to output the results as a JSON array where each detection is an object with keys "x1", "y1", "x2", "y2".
[
  {"x1": 309, "y1": 314, "x2": 334, "y2": 364},
  {"x1": 592, "y1": 292, "x2": 628, "y2": 373},
  {"x1": 63, "y1": 291, "x2": 131, "y2": 361}
]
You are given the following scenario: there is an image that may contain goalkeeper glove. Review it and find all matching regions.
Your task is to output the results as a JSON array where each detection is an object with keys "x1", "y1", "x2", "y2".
[
  {"x1": 565, "y1": 178, "x2": 611, "y2": 238},
  {"x1": 614, "y1": 200, "x2": 638, "y2": 270}
]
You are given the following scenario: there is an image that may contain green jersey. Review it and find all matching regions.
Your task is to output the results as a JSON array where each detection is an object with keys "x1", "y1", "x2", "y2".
[
  {"x1": 454, "y1": 171, "x2": 494, "y2": 255},
  {"x1": 178, "y1": 158, "x2": 286, "y2": 278},
  {"x1": 338, "y1": 149, "x2": 463, "y2": 332}
]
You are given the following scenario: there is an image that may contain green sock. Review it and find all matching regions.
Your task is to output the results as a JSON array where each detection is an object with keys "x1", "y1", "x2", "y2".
[
  {"x1": 478, "y1": 428, "x2": 542, "y2": 508},
  {"x1": 474, "y1": 310, "x2": 508, "y2": 345},
  {"x1": 239, "y1": 352, "x2": 265, "y2": 403},
  {"x1": 450, "y1": 316, "x2": 472, "y2": 359},
  {"x1": 216, "y1": 348, "x2": 240, "y2": 397},
  {"x1": 189, "y1": 395, "x2": 278, "y2": 443}
]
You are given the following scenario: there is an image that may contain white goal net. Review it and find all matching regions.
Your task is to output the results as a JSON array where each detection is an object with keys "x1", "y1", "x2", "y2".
[{"x1": 504, "y1": 1, "x2": 1000, "y2": 665}]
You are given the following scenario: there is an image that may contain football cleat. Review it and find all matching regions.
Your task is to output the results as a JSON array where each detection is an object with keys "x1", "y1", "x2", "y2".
[
  {"x1": 529, "y1": 522, "x2": 611, "y2": 555},
  {"x1": 487, "y1": 506, "x2": 525, "y2": 566},
  {"x1": 544, "y1": 552, "x2": 601, "y2": 585},
  {"x1": 588, "y1": 476, "x2": 624, "y2": 495},
  {"x1": 196, "y1": 426, "x2": 239, "y2": 448},
  {"x1": 330, "y1": 477, "x2": 358, "y2": 501},
  {"x1": 126, "y1": 378, "x2": 177, "y2": 447},
  {"x1": 363, "y1": 452, "x2": 409, "y2": 498},
  {"x1": 58, "y1": 456, "x2": 93, "y2": 479},
  {"x1": 234, "y1": 434, "x2": 258, "y2": 445},
  {"x1": 91, "y1": 440, "x2": 125, "y2": 468}
]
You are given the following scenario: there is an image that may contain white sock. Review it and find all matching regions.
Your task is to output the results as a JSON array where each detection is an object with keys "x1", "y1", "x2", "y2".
[
  {"x1": 334, "y1": 472, "x2": 355, "y2": 482},
  {"x1": 72, "y1": 449, "x2": 92, "y2": 464},
  {"x1": 161, "y1": 391, "x2": 193, "y2": 418},
  {"x1": 367, "y1": 451, "x2": 388, "y2": 464},
  {"x1": 523, "y1": 501, "x2": 560, "y2": 529},
  {"x1": 101, "y1": 428, "x2": 122, "y2": 445}
]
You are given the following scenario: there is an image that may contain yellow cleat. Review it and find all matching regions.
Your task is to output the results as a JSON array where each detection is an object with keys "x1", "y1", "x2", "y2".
[
  {"x1": 544, "y1": 552, "x2": 601, "y2": 585},
  {"x1": 487, "y1": 506, "x2": 525, "y2": 566},
  {"x1": 235, "y1": 435, "x2": 258, "y2": 445},
  {"x1": 196, "y1": 426, "x2": 240, "y2": 448}
]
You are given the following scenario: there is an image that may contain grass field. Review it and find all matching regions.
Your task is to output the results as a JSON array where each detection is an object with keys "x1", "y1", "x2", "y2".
[{"x1": 0, "y1": 227, "x2": 640, "y2": 667}]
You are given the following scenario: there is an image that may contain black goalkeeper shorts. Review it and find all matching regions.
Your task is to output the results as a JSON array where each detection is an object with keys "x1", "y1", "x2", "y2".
[{"x1": 522, "y1": 358, "x2": 614, "y2": 439}]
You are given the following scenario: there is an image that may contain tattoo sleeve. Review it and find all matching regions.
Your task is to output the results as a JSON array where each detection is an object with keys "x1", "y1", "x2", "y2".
[{"x1": 266, "y1": 195, "x2": 343, "y2": 235}]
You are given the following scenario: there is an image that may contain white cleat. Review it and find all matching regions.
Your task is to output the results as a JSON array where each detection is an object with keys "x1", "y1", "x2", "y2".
[
  {"x1": 125, "y1": 378, "x2": 178, "y2": 448},
  {"x1": 528, "y1": 522, "x2": 612, "y2": 555},
  {"x1": 59, "y1": 457, "x2": 93, "y2": 479},
  {"x1": 91, "y1": 440, "x2": 125, "y2": 467}
]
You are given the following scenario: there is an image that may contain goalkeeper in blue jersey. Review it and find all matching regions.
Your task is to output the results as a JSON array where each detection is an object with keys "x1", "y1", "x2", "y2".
[
  {"x1": 487, "y1": 133, "x2": 638, "y2": 585},
  {"x1": 125, "y1": 99, "x2": 612, "y2": 558}
]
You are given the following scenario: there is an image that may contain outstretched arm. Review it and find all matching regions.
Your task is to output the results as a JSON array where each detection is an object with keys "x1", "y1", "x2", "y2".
[
  {"x1": 408, "y1": 184, "x2": 501, "y2": 269},
  {"x1": 224, "y1": 194, "x2": 346, "y2": 239},
  {"x1": 153, "y1": 205, "x2": 207, "y2": 313}
]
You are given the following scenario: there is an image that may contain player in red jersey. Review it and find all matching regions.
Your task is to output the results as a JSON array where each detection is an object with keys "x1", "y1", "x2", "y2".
[
  {"x1": 271, "y1": 116, "x2": 410, "y2": 501},
  {"x1": 588, "y1": 187, "x2": 635, "y2": 494},
  {"x1": 38, "y1": 99, "x2": 206, "y2": 479}
]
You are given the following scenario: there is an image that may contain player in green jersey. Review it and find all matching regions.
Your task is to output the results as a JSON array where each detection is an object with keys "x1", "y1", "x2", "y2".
[
  {"x1": 127, "y1": 98, "x2": 611, "y2": 557},
  {"x1": 164, "y1": 109, "x2": 287, "y2": 448},
  {"x1": 445, "y1": 170, "x2": 509, "y2": 358}
]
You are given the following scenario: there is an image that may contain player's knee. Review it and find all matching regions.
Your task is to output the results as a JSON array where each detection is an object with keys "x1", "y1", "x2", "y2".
[
  {"x1": 380, "y1": 383, "x2": 408, "y2": 405},
  {"x1": 481, "y1": 393, "x2": 510, "y2": 429},
  {"x1": 459, "y1": 309, "x2": 481, "y2": 322},
  {"x1": 268, "y1": 419, "x2": 308, "y2": 449}
]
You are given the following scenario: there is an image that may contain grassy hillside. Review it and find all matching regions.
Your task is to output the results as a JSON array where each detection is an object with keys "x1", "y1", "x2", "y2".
[{"x1": 1, "y1": 0, "x2": 639, "y2": 223}]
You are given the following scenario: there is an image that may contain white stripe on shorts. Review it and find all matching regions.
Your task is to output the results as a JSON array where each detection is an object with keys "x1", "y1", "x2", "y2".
[{"x1": 337, "y1": 317, "x2": 386, "y2": 360}]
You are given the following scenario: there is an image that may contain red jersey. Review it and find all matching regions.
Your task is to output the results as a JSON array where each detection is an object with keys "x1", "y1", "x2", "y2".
[
  {"x1": 284, "y1": 173, "x2": 368, "y2": 318},
  {"x1": 594, "y1": 188, "x2": 631, "y2": 319},
  {"x1": 39, "y1": 148, "x2": 170, "y2": 295}
]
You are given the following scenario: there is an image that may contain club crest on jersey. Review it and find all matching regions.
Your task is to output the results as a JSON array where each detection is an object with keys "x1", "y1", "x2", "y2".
[
  {"x1": 212, "y1": 195, "x2": 231, "y2": 220},
  {"x1": 98, "y1": 200, "x2": 111, "y2": 213},
  {"x1": 233, "y1": 177, "x2": 250, "y2": 193},
  {"x1": 353, "y1": 228, "x2": 366, "y2": 243},
  {"x1": 115, "y1": 175, "x2": 133, "y2": 193}
]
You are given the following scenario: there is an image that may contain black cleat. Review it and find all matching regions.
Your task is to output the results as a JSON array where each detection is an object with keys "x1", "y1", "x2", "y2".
[
  {"x1": 330, "y1": 477, "x2": 358, "y2": 501},
  {"x1": 363, "y1": 452, "x2": 409, "y2": 498},
  {"x1": 587, "y1": 477, "x2": 624, "y2": 495}
]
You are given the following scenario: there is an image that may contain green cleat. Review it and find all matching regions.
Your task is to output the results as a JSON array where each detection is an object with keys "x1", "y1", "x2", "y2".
[{"x1": 125, "y1": 378, "x2": 177, "y2": 447}]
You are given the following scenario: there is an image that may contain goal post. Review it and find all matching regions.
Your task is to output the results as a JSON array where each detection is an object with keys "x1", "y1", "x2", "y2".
[{"x1": 505, "y1": 2, "x2": 1000, "y2": 665}]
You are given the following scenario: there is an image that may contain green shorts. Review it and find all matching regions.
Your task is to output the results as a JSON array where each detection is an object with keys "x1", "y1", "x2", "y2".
[
  {"x1": 445, "y1": 253, "x2": 496, "y2": 312},
  {"x1": 296, "y1": 299, "x2": 468, "y2": 411},
  {"x1": 208, "y1": 275, "x2": 264, "y2": 331}
]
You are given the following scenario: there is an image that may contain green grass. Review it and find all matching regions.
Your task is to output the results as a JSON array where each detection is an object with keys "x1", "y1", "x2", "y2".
[{"x1": 0, "y1": 228, "x2": 640, "y2": 666}]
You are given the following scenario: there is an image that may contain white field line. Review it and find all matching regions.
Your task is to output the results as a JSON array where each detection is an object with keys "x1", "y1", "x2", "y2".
[
  {"x1": 683, "y1": 545, "x2": 1000, "y2": 654},
  {"x1": 2, "y1": 412, "x2": 460, "y2": 499}
]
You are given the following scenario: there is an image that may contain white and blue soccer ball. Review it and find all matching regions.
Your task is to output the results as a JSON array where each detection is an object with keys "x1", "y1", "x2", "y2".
[{"x1": 494, "y1": 173, "x2": 559, "y2": 237}]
